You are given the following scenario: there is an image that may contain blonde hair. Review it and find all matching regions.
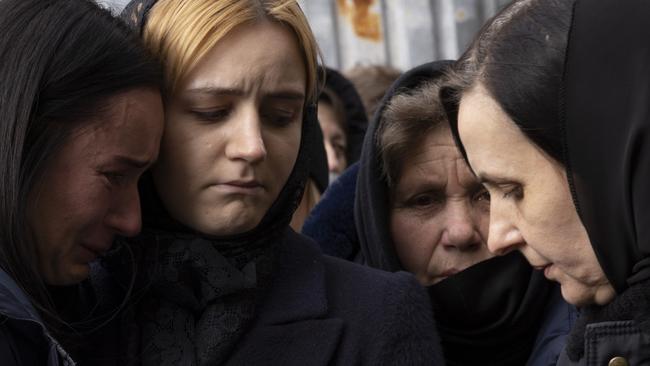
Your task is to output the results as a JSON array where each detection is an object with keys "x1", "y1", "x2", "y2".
[{"x1": 144, "y1": 0, "x2": 321, "y2": 102}]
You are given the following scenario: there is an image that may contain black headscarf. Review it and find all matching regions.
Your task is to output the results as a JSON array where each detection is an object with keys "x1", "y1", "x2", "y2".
[
  {"x1": 354, "y1": 61, "x2": 552, "y2": 365},
  {"x1": 561, "y1": 0, "x2": 650, "y2": 360},
  {"x1": 563, "y1": 0, "x2": 650, "y2": 293},
  {"x1": 307, "y1": 120, "x2": 329, "y2": 194},
  {"x1": 108, "y1": 2, "x2": 319, "y2": 364}
]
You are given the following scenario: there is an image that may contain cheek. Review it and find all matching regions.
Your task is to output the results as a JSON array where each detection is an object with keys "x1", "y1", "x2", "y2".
[
  {"x1": 265, "y1": 124, "x2": 301, "y2": 177},
  {"x1": 472, "y1": 202, "x2": 491, "y2": 240},
  {"x1": 30, "y1": 174, "x2": 103, "y2": 256},
  {"x1": 155, "y1": 121, "x2": 224, "y2": 185},
  {"x1": 390, "y1": 210, "x2": 442, "y2": 272},
  {"x1": 520, "y1": 178, "x2": 581, "y2": 256}
]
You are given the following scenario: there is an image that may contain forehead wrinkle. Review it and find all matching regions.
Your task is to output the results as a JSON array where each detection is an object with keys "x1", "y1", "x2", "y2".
[
  {"x1": 407, "y1": 155, "x2": 447, "y2": 190},
  {"x1": 453, "y1": 157, "x2": 481, "y2": 190}
]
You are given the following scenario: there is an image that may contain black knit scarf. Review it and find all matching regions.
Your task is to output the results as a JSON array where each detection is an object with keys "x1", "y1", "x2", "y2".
[
  {"x1": 429, "y1": 253, "x2": 550, "y2": 365},
  {"x1": 126, "y1": 229, "x2": 276, "y2": 366}
]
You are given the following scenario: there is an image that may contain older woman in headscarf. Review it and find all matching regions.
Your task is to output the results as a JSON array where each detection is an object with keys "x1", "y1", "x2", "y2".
[{"x1": 446, "y1": 0, "x2": 650, "y2": 363}]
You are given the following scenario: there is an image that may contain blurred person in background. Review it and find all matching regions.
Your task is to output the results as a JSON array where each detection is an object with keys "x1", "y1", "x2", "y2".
[
  {"x1": 295, "y1": 66, "x2": 367, "y2": 232},
  {"x1": 345, "y1": 64, "x2": 401, "y2": 122},
  {"x1": 301, "y1": 67, "x2": 368, "y2": 239},
  {"x1": 318, "y1": 67, "x2": 369, "y2": 182},
  {"x1": 318, "y1": 86, "x2": 349, "y2": 181}
]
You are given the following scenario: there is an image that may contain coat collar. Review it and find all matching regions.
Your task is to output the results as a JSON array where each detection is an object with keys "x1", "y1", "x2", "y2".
[
  {"x1": 0, "y1": 269, "x2": 42, "y2": 323},
  {"x1": 254, "y1": 229, "x2": 329, "y2": 324},
  {"x1": 0, "y1": 269, "x2": 76, "y2": 366},
  {"x1": 227, "y1": 229, "x2": 343, "y2": 365}
]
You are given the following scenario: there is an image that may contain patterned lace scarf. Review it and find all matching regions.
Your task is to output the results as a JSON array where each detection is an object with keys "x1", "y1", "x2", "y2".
[{"x1": 127, "y1": 229, "x2": 278, "y2": 366}]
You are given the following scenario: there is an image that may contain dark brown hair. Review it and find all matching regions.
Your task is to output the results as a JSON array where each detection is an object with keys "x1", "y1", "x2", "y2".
[{"x1": 378, "y1": 80, "x2": 446, "y2": 187}]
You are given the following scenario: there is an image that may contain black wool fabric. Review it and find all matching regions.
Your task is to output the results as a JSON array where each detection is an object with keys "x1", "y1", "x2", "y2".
[
  {"x1": 354, "y1": 60, "x2": 551, "y2": 365},
  {"x1": 561, "y1": 0, "x2": 650, "y2": 360},
  {"x1": 430, "y1": 253, "x2": 550, "y2": 365},
  {"x1": 322, "y1": 67, "x2": 369, "y2": 164}
]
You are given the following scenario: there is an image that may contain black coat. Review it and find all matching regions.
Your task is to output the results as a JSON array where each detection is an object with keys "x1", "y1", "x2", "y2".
[
  {"x1": 81, "y1": 230, "x2": 444, "y2": 365},
  {"x1": 226, "y1": 229, "x2": 443, "y2": 365},
  {"x1": 557, "y1": 318, "x2": 650, "y2": 365}
]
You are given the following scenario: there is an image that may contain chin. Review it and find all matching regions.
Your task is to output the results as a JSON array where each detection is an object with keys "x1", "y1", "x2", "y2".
[
  {"x1": 48, "y1": 264, "x2": 90, "y2": 286},
  {"x1": 559, "y1": 282, "x2": 597, "y2": 307},
  {"x1": 197, "y1": 214, "x2": 264, "y2": 236}
]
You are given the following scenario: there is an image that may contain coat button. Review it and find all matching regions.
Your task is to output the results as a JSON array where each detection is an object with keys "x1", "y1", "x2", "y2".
[{"x1": 609, "y1": 356, "x2": 629, "y2": 366}]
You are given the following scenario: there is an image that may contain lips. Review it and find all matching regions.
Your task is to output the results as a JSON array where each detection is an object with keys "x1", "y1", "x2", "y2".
[
  {"x1": 80, "y1": 243, "x2": 110, "y2": 257},
  {"x1": 532, "y1": 263, "x2": 551, "y2": 271},
  {"x1": 225, "y1": 180, "x2": 262, "y2": 188},
  {"x1": 209, "y1": 179, "x2": 264, "y2": 195}
]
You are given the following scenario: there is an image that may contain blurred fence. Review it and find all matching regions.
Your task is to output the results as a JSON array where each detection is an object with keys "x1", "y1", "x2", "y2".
[{"x1": 100, "y1": 0, "x2": 510, "y2": 71}]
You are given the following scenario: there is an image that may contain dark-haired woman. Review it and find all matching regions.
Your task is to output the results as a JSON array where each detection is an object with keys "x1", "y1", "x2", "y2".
[
  {"x1": 0, "y1": 0, "x2": 164, "y2": 364},
  {"x1": 447, "y1": 0, "x2": 650, "y2": 363}
]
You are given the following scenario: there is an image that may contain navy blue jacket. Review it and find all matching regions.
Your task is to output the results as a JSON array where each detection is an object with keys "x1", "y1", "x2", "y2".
[
  {"x1": 303, "y1": 162, "x2": 361, "y2": 261},
  {"x1": 0, "y1": 269, "x2": 75, "y2": 366}
]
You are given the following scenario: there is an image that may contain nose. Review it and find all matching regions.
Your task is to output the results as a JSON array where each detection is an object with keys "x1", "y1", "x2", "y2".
[
  {"x1": 324, "y1": 140, "x2": 340, "y2": 173},
  {"x1": 225, "y1": 108, "x2": 267, "y2": 163},
  {"x1": 486, "y1": 205, "x2": 523, "y2": 255},
  {"x1": 104, "y1": 185, "x2": 142, "y2": 237},
  {"x1": 441, "y1": 201, "x2": 482, "y2": 252}
]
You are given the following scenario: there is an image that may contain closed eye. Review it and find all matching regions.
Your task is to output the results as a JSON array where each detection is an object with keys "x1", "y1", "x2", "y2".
[
  {"x1": 502, "y1": 184, "x2": 524, "y2": 200},
  {"x1": 406, "y1": 192, "x2": 445, "y2": 208},
  {"x1": 190, "y1": 107, "x2": 231, "y2": 123},
  {"x1": 101, "y1": 171, "x2": 129, "y2": 187}
]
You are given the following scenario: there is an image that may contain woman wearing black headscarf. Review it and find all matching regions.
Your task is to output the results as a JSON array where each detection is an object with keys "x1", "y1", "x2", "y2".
[
  {"x1": 354, "y1": 60, "x2": 575, "y2": 365},
  {"x1": 447, "y1": 0, "x2": 650, "y2": 363},
  {"x1": 81, "y1": 0, "x2": 445, "y2": 365}
]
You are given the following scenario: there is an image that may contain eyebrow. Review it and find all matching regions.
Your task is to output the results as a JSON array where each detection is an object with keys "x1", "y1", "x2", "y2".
[
  {"x1": 186, "y1": 87, "x2": 305, "y2": 101},
  {"x1": 476, "y1": 172, "x2": 514, "y2": 186}
]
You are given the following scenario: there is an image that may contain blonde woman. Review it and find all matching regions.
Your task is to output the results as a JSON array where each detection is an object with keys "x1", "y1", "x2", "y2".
[{"x1": 81, "y1": 1, "x2": 444, "y2": 365}]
